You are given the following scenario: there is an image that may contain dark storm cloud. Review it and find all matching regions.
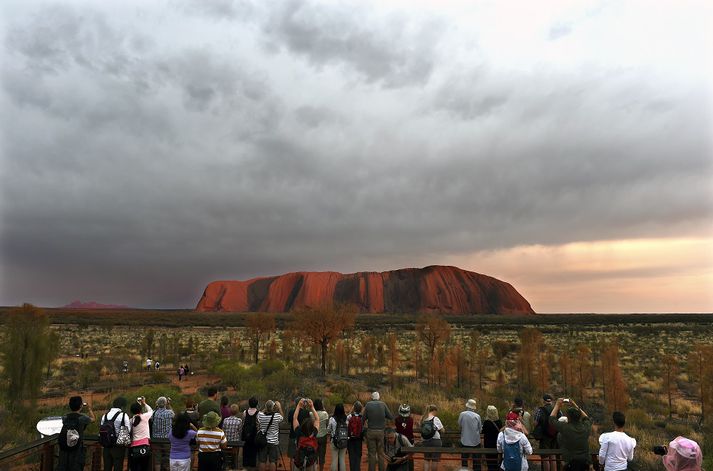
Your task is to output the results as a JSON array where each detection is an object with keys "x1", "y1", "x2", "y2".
[{"x1": 1, "y1": 1, "x2": 711, "y2": 308}]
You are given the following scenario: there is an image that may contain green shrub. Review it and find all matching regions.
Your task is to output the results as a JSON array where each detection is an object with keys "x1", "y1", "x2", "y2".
[{"x1": 259, "y1": 359, "x2": 285, "y2": 377}]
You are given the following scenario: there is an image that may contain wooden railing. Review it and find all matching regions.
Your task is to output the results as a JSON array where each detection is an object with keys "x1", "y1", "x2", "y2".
[{"x1": 0, "y1": 431, "x2": 599, "y2": 471}]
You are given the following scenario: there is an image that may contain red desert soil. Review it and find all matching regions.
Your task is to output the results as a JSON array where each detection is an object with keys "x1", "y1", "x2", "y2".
[{"x1": 196, "y1": 265, "x2": 535, "y2": 315}]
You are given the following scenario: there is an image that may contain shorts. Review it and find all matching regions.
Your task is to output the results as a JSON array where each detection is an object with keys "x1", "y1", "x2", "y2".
[
  {"x1": 420, "y1": 438, "x2": 442, "y2": 461},
  {"x1": 170, "y1": 458, "x2": 191, "y2": 471},
  {"x1": 258, "y1": 444, "x2": 280, "y2": 463}
]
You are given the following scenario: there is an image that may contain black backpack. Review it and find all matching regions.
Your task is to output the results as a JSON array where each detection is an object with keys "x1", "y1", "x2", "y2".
[
  {"x1": 58, "y1": 413, "x2": 83, "y2": 451},
  {"x1": 242, "y1": 410, "x2": 258, "y2": 443},
  {"x1": 334, "y1": 419, "x2": 349, "y2": 449},
  {"x1": 420, "y1": 418, "x2": 436, "y2": 440},
  {"x1": 99, "y1": 411, "x2": 124, "y2": 447}
]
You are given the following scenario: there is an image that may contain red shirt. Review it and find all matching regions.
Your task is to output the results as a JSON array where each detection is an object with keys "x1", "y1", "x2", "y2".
[{"x1": 394, "y1": 416, "x2": 414, "y2": 442}]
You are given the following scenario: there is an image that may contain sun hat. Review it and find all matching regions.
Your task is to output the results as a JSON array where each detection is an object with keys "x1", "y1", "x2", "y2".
[
  {"x1": 371, "y1": 392, "x2": 380, "y2": 400},
  {"x1": 465, "y1": 399, "x2": 477, "y2": 410},
  {"x1": 202, "y1": 411, "x2": 221, "y2": 428},
  {"x1": 399, "y1": 404, "x2": 411, "y2": 417}
]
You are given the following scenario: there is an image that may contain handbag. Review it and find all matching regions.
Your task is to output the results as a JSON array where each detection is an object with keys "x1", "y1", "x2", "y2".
[
  {"x1": 131, "y1": 444, "x2": 151, "y2": 459},
  {"x1": 116, "y1": 413, "x2": 132, "y2": 447},
  {"x1": 255, "y1": 413, "x2": 275, "y2": 449}
]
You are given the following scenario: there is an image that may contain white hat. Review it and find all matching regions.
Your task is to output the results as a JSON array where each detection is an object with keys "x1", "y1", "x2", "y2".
[
  {"x1": 371, "y1": 392, "x2": 380, "y2": 400},
  {"x1": 465, "y1": 399, "x2": 477, "y2": 410}
]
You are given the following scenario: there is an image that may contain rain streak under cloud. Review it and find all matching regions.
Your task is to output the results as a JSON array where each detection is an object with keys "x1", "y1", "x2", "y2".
[{"x1": 1, "y1": 0, "x2": 712, "y2": 311}]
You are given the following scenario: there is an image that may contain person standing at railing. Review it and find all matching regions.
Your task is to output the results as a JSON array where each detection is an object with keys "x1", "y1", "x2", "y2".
[
  {"x1": 364, "y1": 391, "x2": 394, "y2": 471},
  {"x1": 129, "y1": 397, "x2": 154, "y2": 471},
  {"x1": 327, "y1": 403, "x2": 349, "y2": 471},
  {"x1": 57, "y1": 395, "x2": 95, "y2": 471},
  {"x1": 101, "y1": 397, "x2": 132, "y2": 471},
  {"x1": 315, "y1": 399, "x2": 330, "y2": 471},
  {"x1": 197, "y1": 411, "x2": 228, "y2": 470},
  {"x1": 496, "y1": 416, "x2": 532, "y2": 471},
  {"x1": 597, "y1": 412, "x2": 636, "y2": 471},
  {"x1": 394, "y1": 405, "x2": 414, "y2": 471},
  {"x1": 169, "y1": 413, "x2": 198, "y2": 471},
  {"x1": 346, "y1": 401, "x2": 365, "y2": 471},
  {"x1": 223, "y1": 404, "x2": 244, "y2": 471},
  {"x1": 458, "y1": 399, "x2": 483, "y2": 471},
  {"x1": 419, "y1": 404, "x2": 443, "y2": 471},
  {"x1": 482, "y1": 406, "x2": 502, "y2": 471},
  {"x1": 549, "y1": 399, "x2": 591, "y2": 471},
  {"x1": 151, "y1": 396, "x2": 175, "y2": 471}
]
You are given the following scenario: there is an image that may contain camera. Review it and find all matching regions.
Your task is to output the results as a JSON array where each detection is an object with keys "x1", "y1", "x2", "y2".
[
  {"x1": 302, "y1": 399, "x2": 310, "y2": 408},
  {"x1": 563, "y1": 398, "x2": 570, "y2": 403},
  {"x1": 652, "y1": 445, "x2": 667, "y2": 456},
  {"x1": 83, "y1": 402, "x2": 87, "y2": 407}
]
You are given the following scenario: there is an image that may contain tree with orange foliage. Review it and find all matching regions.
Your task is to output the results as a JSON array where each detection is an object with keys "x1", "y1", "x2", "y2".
[
  {"x1": 387, "y1": 333, "x2": 400, "y2": 388},
  {"x1": 246, "y1": 313, "x2": 276, "y2": 364},
  {"x1": 660, "y1": 353, "x2": 679, "y2": 418},
  {"x1": 601, "y1": 342, "x2": 628, "y2": 412},
  {"x1": 516, "y1": 328, "x2": 541, "y2": 391},
  {"x1": 572, "y1": 344, "x2": 592, "y2": 401},
  {"x1": 416, "y1": 313, "x2": 451, "y2": 358},
  {"x1": 290, "y1": 305, "x2": 356, "y2": 375},
  {"x1": 687, "y1": 343, "x2": 713, "y2": 424}
]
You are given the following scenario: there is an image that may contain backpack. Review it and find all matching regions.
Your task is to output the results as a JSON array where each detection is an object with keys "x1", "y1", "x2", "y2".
[
  {"x1": 502, "y1": 440, "x2": 522, "y2": 471},
  {"x1": 99, "y1": 411, "x2": 123, "y2": 447},
  {"x1": 58, "y1": 414, "x2": 82, "y2": 451},
  {"x1": 294, "y1": 435, "x2": 318, "y2": 470},
  {"x1": 348, "y1": 414, "x2": 363, "y2": 439},
  {"x1": 533, "y1": 406, "x2": 558, "y2": 440},
  {"x1": 242, "y1": 411, "x2": 258, "y2": 443},
  {"x1": 420, "y1": 418, "x2": 435, "y2": 440},
  {"x1": 334, "y1": 419, "x2": 349, "y2": 449}
]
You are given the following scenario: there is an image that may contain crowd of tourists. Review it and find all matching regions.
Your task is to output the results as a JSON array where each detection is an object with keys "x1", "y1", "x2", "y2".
[{"x1": 55, "y1": 390, "x2": 703, "y2": 471}]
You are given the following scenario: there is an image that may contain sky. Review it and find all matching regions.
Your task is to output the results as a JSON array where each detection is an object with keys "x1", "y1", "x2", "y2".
[{"x1": 1, "y1": 0, "x2": 712, "y2": 312}]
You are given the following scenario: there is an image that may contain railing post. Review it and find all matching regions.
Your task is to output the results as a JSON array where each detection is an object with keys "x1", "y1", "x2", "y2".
[
  {"x1": 41, "y1": 441, "x2": 54, "y2": 471},
  {"x1": 91, "y1": 443, "x2": 103, "y2": 471}
]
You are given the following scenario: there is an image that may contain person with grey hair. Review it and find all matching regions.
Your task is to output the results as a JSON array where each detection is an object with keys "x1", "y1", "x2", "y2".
[
  {"x1": 458, "y1": 399, "x2": 482, "y2": 471},
  {"x1": 364, "y1": 391, "x2": 394, "y2": 471},
  {"x1": 151, "y1": 396, "x2": 175, "y2": 471}
]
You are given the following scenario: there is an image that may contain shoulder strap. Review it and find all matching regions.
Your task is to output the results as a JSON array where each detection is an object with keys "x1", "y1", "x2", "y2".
[
  {"x1": 110, "y1": 410, "x2": 122, "y2": 422},
  {"x1": 265, "y1": 413, "x2": 275, "y2": 431}
]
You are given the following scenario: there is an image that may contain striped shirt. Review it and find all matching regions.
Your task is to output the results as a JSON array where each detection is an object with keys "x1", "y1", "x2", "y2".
[
  {"x1": 223, "y1": 416, "x2": 243, "y2": 442},
  {"x1": 257, "y1": 412, "x2": 283, "y2": 445},
  {"x1": 196, "y1": 428, "x2": 227, "y2": 453}
]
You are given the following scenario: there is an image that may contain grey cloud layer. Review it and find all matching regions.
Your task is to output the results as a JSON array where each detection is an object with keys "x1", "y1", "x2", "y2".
[{"x1": 1, "y1": 1, "x2": 711, "y2": 307}]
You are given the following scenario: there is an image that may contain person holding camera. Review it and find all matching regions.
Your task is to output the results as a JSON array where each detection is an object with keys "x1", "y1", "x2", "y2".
[
  {"x1": 598, "y1": 412, "x2": 636, "y2": 471},
  {"x1": 129, "y1": 397, "x2": 154, "y2": 471},
  {"x1": 57, "y1": 396, "x2": 95, "y2": 471},
  {"x1": 549, "y1": 398, "x2": 591, "y2": 471},
  {"x1": 258, "y1": 400, "x2": 284, "y2": 471},
  {"x1": 653, "y1": 436, "x2": 702, "y2": 471},
  {"x1": 152, "y1": 396, "x2": 175, "y2": 471}
]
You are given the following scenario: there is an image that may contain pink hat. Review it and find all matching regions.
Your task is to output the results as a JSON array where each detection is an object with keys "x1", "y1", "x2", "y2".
[{"x1": 662, "y1": 436, "x2": 702, "y2": 471}]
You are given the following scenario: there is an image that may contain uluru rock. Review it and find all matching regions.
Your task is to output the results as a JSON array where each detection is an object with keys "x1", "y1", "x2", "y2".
[{"x1": 196, "y1": 266, "x2": 535, "y2": 315}]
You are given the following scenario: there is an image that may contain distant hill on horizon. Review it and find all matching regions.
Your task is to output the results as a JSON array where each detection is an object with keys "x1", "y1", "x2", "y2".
[
  {"x1": 61, "y1": 300, "x2": 131, "y2": 309},
  {"x1": 196, "y1": 265, "x2": 535, "y2": 315}
]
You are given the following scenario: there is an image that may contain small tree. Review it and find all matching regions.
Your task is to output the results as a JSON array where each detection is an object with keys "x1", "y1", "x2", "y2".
[
  {"x1": 601, "y1": 342, "x2": 629, "y2": 412},
  {"x1": 1, "y1": 304, "x2": 53, "y2": 410},
  {"x1": 290, "y1": 305, "x2": 356, "y2": 375},
  {"x1": 416, "y1": 313, "x2": 451, "y2": 358},
  {"x1": 246, "y1": 313, "x2": 276, "y2": 364},
  {"x1": 387, "y1": 333, "x2": 400, "y2": 388},
  {"x1": 660, "y1": 353, "x2": 679, "y2": 418}
]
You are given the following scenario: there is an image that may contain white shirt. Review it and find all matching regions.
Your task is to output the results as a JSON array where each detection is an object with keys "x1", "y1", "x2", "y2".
[
  {"x1": 101, "y1": 408, "x2": 132, "y2": 434},
  {"x1": 598, "y1": 431, "x2": 636, "y2": 471}
]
